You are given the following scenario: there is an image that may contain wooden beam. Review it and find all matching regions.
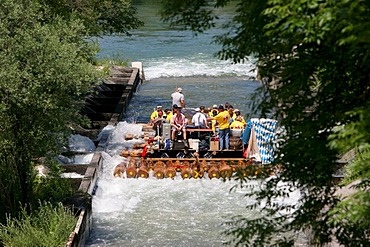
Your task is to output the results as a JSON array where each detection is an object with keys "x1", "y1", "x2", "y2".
[{"x1": 145, "y1": 158, "x2": 246, "y2": 162}]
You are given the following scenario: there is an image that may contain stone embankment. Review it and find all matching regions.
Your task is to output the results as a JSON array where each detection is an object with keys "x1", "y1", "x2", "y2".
[{"x1": 64, "y1": 63, "x2": 143, "y2": 247}]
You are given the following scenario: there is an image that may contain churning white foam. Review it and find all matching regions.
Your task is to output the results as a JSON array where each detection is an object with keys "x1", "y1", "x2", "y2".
[{"x1": 142, "y1": 54, "x2": 257, "y2": 80}]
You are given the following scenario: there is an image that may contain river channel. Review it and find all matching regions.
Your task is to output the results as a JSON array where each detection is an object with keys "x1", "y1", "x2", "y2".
[{"x1": 86, "y1": 1, "x2": 304, "y2": 246}]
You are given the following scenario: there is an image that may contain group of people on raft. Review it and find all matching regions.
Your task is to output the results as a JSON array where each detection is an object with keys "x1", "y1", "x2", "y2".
[{"x1": 148, "y1": 87, "x2": 247, "y2": 150}]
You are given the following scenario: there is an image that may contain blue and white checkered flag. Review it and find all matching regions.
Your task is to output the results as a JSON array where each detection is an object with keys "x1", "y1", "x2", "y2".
[{"x1": 249, "y1": 118, "x2": 277, "y2": 164}]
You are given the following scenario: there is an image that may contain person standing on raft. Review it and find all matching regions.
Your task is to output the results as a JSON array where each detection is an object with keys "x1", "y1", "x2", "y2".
[
  {"x1": 207, "y1": 105, "x2": 230, "y2": 150},
  {"x1": 171, "y1": 87, "x2": 185, "y2": 109}
]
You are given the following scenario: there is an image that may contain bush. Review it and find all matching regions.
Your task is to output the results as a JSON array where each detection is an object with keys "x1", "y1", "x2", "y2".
[{"x1": 0, "y1": 202, "x2": 76, "y2": 247}]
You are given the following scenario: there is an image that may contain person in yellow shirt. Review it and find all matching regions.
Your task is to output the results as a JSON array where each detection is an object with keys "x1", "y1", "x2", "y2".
[
  {"x1": 164, "y1": 108, "x2": 173, "y2": 122},
  {"x1": 152, "y1": 110, "x2": 168, "y2": 136},
  {"x1": 230, "y1": 116, "x2": 244, "y2": 129},
  {"x1": 208, "y1": 105, "x2": 230, "y2": 150},
  {"x1": 233, "y1": 109, "x2": 247, "y2": 127},
  {"x1": 208, "y1": 105, "x2": 219, "y2": 133},
  {"x1": 149, "y1": 106, "x2": 162, "y2": 125},
  {"x1": 208, "y1": 105, "x2": 218, "y2": 117}
]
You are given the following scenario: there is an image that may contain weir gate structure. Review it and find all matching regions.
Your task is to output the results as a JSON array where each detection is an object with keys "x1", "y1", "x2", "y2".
[
  {"x1": 64, "y1": 64, "x2": 143, "y2": 246},
  {"x1": 76, "y1": 65, "x2": 143, "y2": 140}
]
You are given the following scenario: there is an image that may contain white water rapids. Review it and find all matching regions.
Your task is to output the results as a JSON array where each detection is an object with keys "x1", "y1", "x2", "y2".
[{"x1": 81, "y1": 122, "x2": 303, "y2": 246}]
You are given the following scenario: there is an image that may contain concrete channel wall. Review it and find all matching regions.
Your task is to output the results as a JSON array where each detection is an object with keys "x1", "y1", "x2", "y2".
[{"x1": 65, "y1": 63, "x2": 143, "y2": 247}]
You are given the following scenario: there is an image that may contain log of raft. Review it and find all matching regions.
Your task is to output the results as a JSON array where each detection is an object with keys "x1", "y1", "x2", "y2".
[
  {"x1": 219, "y1": 161, "x2": 232, "y2": 178},
  {"x1": 126, "y1": 165, "x2": 137, "y2": 178},
  {"x1": 232, "y1": 160, "x2": 247, "y2": 177},
  {"x1": 126, "y1": 159, "x2": 137, "y2": 178},
  {"x1": 189, "y1": 160, "x2": 203, "y2": 179},
  {"x1": 178, "y1": 161, "x2": 190, "y2": 179},
  {"x1": 164, "y1": 161, "x2": 176, "y2": 179},
  {"x1": 113, "y1": 162, "x2": 126, "y2": 178},
  {"x1": 191, "y1": 153, "x2": 204, "y2": 179},
  {"x1": 120, "y1": 146, "x2": 144, "y2": 158},
  {"x1": 198, "y1": 159, "x2": 209, "y2": 172},
  {"x1": 137, "y1": 158, "x2": 149, "y2": 178},
  {"x1": 125, "y1": 133, "x2": 134, "y2": 140},
  {"x1": 137, "y1": 165, "x2": 149, "y2": 178},
  {"x1": 173, "y1": 160, "x2": 182, "y2": 172},
  {"x1": 208, "y1": 163, "x2": 220, "y2": 179},
  {"x1": 153, "y1": 161, "x2": 165, "y2": 179},
  {"x1": 181, "y1": 166, "x2": 191, "y2": 179},
  {"x1": 133, "y1": 143, "x2": 147, "y2": 149},
  {"x1": 191, "y1": 166, "x2": 204, "y2": 179},
  {"x1": 130, "y1": 149, "x2": 143, "y2": 157},
  {"x1": 148, "y1": 160, "x2": 155, "y2": 171},
  {"x1": 120, "y1": 149, "x2": 130, "y2": 157}
]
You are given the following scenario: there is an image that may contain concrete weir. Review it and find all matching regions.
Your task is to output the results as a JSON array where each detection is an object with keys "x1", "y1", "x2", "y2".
[
  {"x1": 64, "y1": 63, "x2": 143, "y2": 247},
  {"x1": 76, "y1": 64, "x2": 143, "y2": 140}
]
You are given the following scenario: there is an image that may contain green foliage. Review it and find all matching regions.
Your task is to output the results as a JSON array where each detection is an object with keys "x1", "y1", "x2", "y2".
[
  {"x1": 161, "y1": 0, "x2": 370, "y2": 245},
  {"x1": 160, "y1": 0, "x2": 217, "y2": 33},
  {"x1": 0, "y1": 0, "x2": 98, "y2": 223},
  {"x1": 0, "y1": 202, "x2": 76, "y2": 247},
  {"x1": 328, "y1": 185, "x2": 370, "y2": 247},
  {"x1": 33, "y1": 159, "x2": 75, "y2": 205},
  {"x1": 37, "y1": 0, "x2": 144, "y2": 36},
  {"x1": 329, "y1": 105, "x2": 370, "y2": 185},
  {"x1": 97, "y1": 56, "x2": 130, "y2": 67},
  {"x1": 96, "y1": 55, "x2": 131, "y2": 75},
  {"x1": 0, "y1": 0, "x2": 143, "y2": 236},
  {"x1": 327, "y1": 105, "x2": 370, "y2": 246}
]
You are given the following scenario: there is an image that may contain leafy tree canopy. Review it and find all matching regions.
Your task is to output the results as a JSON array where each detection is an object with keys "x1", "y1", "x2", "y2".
[
  {"x1": 0, "y1": 0, "x2": 144, "y2": 237},
  {"x1": 37, "y1": 0, "x2": 144, "y2": 36},
  {"x1": 0, "y1": 0, "x2": 98, "y2": 223},
  {"x1": 161, "y1": 0, "x2": 370, "y2": 246}
]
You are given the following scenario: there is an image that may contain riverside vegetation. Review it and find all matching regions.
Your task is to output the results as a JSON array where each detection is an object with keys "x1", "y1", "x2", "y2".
[
  {"x1": 0, "y1": 0, "x2": 142, "y2": 246},
  {"x1": 1, "y1": 0, "x2": 369, "y2": 246},
  {"x1": 161, "y1": 0, "x2": 370, "y2": 246}
]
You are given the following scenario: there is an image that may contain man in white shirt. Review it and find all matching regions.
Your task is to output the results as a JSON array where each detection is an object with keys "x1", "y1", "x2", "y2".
[
  {"x1": 192, "y1": 108, "x2": 208, "y2": 129},
  {"x1": 171, "y1": 87, "x2": 185, "y2": 108}
]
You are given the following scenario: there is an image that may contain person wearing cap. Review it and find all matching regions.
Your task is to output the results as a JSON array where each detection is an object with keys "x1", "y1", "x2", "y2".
[
  {"x1": 230, "y1": 116, "x2": 244, "y2": 129},
  {"x1": 192, "y1": 107, "x2": 208, "y2": 129},
  {"x1": 207, "y1": 105, "x2": 231, "y2": 150},
  {"x1": 208, "y1": 104, "x2": 219, "y2": 133},
  {"x1": 152, "y1": 110, "x2": 168, "y2": 136},
  {"x1": 164, "y1": 108, "x2": 173, "y2": 122},
  {"x1": 200, "y1": 106, "x2": 205, "y2": 113},
  {"x1": 209, "y1": 105, "x2": 218, "y2": 117},
  {"x1": 233, "y1": 109, "x2": 247, "y2": 127},
  {"x1": 206, "y1": 106, "x2": 212, "y2": 115},
  {"x1": 227, "y1": 105, "x2": 235, "y2": 123},
  {"x1": 171, "y1": 87, "x2": 185, "y2": 108},
  {"x1": 149, "y1": 106, "x2": 163, "y2": 125}
]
